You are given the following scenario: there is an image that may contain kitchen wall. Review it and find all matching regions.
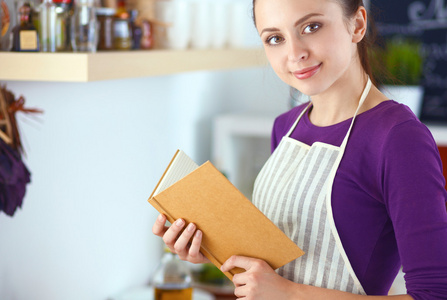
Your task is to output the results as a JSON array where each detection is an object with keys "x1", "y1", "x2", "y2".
[
  {"x1": 0, "y1": 0, "x2": 291, "y2": 298},
  {"x1": 0, "y1": 67, "x2": 289, "y2": 300}
]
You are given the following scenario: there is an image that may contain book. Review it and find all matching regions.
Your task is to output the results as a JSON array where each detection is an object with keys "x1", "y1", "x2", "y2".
[{"x1": 148, "y1": 150, "x2": 305, "y2": 279}]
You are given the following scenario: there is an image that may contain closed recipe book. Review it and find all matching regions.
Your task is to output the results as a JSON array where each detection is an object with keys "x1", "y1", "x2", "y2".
[{"x1": 148, "y1": 150, "x2": 305, "y2": 279}]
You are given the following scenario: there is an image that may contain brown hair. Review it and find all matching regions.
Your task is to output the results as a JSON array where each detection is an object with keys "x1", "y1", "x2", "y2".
[{"x1": 252, "y1": 0, "x2": 379, "y2": 85}]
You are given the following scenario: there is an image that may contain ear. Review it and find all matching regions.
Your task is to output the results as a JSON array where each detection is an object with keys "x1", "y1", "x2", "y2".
[{"x1": 352, "y1": 6, "x2": 367, "y2": 44}]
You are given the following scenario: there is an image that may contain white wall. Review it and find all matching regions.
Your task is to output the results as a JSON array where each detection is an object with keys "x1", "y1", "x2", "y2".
[{"x1": 0, "y1": 68, "x2": 289, "y2": 300}]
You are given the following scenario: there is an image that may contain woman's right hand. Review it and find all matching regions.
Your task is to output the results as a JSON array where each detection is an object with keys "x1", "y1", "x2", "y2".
[{"x1": 152, "y1": 214, "x2": 210, "y2": 264}]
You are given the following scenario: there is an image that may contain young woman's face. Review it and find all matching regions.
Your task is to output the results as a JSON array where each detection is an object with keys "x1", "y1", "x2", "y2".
[{"x1": 255, "y1": 0, "x2": 360, "y2": 96}]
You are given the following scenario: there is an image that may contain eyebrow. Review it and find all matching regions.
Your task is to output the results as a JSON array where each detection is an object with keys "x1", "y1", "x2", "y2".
[{"x1": 260, "y1": 13, "x2": 324, "y2": 36}]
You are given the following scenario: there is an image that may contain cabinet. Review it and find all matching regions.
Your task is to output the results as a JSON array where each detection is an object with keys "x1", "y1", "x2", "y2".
[{"x1": 0, "y1": 48, "x2": 267, "y2": 82}]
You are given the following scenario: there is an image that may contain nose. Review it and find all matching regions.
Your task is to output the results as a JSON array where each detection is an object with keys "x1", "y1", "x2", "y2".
[{"x1": 287, "y1": 39, "x2": 308, "y2": 63}]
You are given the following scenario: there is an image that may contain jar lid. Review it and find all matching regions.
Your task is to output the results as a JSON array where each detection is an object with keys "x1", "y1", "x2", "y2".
[
  {"x1": 53, "y1": 0, "x2": 71, "y2": 3},
  {"x1": 96, "y1": 7, "x2": 116, "y2": 16}
]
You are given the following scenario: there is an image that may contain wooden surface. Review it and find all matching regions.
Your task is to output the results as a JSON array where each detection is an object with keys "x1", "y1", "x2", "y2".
[{"x1": 0, "y1": 48, "x2": 267, "y2": 82}]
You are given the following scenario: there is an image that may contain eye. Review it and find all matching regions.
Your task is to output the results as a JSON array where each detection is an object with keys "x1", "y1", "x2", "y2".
[
  {"x1": 266, "y1": 35, "x2": 285, "y2": 46},
  {"x1": 303, "y1": 23, "x2": 321, "y2": 34}
]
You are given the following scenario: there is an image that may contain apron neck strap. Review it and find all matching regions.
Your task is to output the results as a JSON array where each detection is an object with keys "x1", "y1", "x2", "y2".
[
  {"x1": 339, "y1": 76, "x2": 372, "y2": 150},
  {"x1": 286, "y1": 77, "x2": 372, "y2": 149}
]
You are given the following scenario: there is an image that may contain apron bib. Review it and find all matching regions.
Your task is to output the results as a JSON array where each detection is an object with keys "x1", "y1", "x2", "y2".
[{"x1": 252, "y1": 78, "x2": 372, "y2": 295}]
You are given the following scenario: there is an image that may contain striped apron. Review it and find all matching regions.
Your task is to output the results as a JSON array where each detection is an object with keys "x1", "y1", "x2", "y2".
[{"x1": 252, "y1": 78, "x2": 372, "y2": 295}]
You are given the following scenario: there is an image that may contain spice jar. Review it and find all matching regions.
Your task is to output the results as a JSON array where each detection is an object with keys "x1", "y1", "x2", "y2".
[
  {"x1": 96, "y1": 7, "x2": 114, "y2": 50},
  {"x1": 140, "y1": 19, "x2": 153, "y2": 50},
  {"x1": 39, "y1": 0, "x2": 57, "y2": 52},
  {"x1": 70, "y1": 0, "x2": 98, "y2": 52},
  {"x1": 113, "y1": 0, "x2": 131, "y2": 50},
  {"x1": 53, "y1": 0, "x2": 71, "y2": 51},
  {"x1": 113, "y1": 16, "x2": 131, "y2": 50}
]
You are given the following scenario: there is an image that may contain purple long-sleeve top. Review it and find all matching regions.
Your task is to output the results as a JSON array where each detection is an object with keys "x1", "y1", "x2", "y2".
[{"x1": 271, "y1": 100, "x2": 447, "y2": 299}]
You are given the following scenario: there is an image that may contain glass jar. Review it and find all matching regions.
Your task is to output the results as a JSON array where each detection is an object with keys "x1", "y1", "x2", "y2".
[
  {"x1": 113, "y1": 3, "x2": 132, "y2": 51},
  {"x1": 39, "y1": 0, "x2": 57, "y2": 52},
  {"x1": 140, "y1": 19, "x2": 153, "y2": 50},
  {"x1": 96, "y1": 7, "x2": 114, "y2": 50},
  {"x1": 53, "y1": 0, "x2": 70, "y2": 51},
  {"x1": 71, "y1": 0, "x2": 98, "y2": 52},
  {"x1": 151, "y1": 249, "x2": 193, "y2": 300}
]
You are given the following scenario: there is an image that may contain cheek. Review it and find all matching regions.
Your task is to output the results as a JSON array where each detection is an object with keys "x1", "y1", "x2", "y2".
[
  {"x1": 265, "y1": 49, "x2": 294, "y2": 84},
  {"x1": 265, "y1": 47, "x2": 289, "y2": 72}
]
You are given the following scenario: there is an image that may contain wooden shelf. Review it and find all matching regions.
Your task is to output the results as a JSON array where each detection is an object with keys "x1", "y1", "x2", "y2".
[{"x1": 0, "y1": 48, "x2": 267, "y2": 82}]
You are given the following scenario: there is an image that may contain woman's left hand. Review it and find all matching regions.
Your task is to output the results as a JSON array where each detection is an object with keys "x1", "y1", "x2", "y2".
[{"x1": 221, "y1": 256, "x2": 299, "y2": 300}]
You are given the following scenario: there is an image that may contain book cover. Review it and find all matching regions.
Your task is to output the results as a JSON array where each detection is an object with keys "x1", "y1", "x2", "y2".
[{"x1": 148, "y1": 150, "x2": 304, "y2": 279}]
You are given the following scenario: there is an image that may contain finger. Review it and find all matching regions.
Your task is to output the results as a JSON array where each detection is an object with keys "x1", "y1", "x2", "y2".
[
  {"x1": 232, "y1": 273, "x2": 247, "y2": 288},
  {"x1": 174, "y1": 222, "x2": 197, "y2": 258},
  {"x1": 152, "y1": 214, "x2": 169, "y2": 237},
  {"x1": 162, "y1": 218, "x2": 186, "y2": 248},
  {"x1": 221, "y1": 255, "x2": 257, "y2": 273},
  {"x1": 188, "y1": 229, "x2": 203, "y2": 258},
  {"x1": 234, "y1": 284, "x2": 248, "y2": 298}
]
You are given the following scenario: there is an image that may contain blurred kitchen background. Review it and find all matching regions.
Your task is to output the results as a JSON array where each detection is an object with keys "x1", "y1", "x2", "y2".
[{"x1": 1, "y1": 0, "x2": 445, "y2": 299}]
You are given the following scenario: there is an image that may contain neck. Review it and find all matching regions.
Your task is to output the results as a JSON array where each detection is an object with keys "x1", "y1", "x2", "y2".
[{"x1": 308, "y1": 59, "x2": 369, "y2": 127}]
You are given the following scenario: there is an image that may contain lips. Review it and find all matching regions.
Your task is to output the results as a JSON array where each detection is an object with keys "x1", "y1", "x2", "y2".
[{"x1": 293, "y1": 63, "x2": 322, "y2": 80}]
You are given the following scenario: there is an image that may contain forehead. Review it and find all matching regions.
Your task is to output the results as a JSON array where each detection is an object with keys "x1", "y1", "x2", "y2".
[{"x1": 254, "y1": 0, "x2": 343, "y2": 28}]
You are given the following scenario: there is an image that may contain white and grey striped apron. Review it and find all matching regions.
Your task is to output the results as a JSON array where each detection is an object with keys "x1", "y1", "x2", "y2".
[{"x1": 252, "y1": 78, "x2": 372, "y2": 295}]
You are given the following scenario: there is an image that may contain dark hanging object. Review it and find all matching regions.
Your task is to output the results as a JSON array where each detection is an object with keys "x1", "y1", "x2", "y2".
[
  {"x1": 0, "y1": 85, "x2": 42, "y2": 216},
  {"x1": 0, "y1": 137, "x2": 30, "y2": 216}
]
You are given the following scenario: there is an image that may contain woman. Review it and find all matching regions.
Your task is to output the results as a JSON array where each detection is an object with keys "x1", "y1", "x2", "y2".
[{"x1": 153, "y1": 0, "x2": 447, "y2": 299}]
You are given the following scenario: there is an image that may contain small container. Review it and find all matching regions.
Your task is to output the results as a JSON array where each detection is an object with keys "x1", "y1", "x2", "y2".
[
  {"x1": 130, "y1": 9, "x2": 141, "y2": 50},
  {"x1": 53, "y1": 0, "x2": 71, "y2": 51},
  {"x1": 112, "y1": 0, "x2": 132, "y2": 50},
  {"x1": 96, "y1": 6, "x2": 115, "y2": 50},
  {"x1": 71, "y1": 0, "x2": 98, "y2": 52},
  {"x1": 113, "y1": 16, "x2": 131, "y2": 50},
  {"x1": 39, "y1": 0, "x2": 57, "y2": 52},
  {"x1": 12, "y1": 2, "x2": 39, "y2": 51},
  {"x1": 151, "y1": 249, "x2": 193, "y2": 300},
  {"x1": 139, "y1": 19, "x2": 153, "y2": 50}
]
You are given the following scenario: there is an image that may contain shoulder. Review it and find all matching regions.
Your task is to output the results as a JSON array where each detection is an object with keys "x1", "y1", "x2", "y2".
[
  {"x1": 362, "y1": 101, "x2": 445, "y2": 200},
  {"x1": 356, "y1": 100, "x2": 435, "y2": 148}
]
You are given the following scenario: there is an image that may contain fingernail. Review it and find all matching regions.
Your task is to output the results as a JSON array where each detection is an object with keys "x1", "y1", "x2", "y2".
[
  {"x1": 195, "y1": 230, "x2": 202, "y2": 238},
  {"x1": 187, "y1": 223, "x2": 195, "y2": 232},
  {"x1": 158, "y1": 214, "x2": 164, "y2": 221},
  {"x1": 175, "y1": 219, "x2": 184, "y2": 227}
]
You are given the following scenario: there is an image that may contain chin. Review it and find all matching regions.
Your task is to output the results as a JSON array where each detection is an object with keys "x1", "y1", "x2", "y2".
[
  {"x1": 285, "y1": 74, "x2": 327, "y2": 97},
  {"x1": 291, "y1": 84, "x2": 325, "y2": 98}
]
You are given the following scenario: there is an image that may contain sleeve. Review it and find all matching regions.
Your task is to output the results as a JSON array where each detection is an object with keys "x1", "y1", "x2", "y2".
[
  {"x1": 271, "y1": 116, "x2": 283, "y2": 153},
  {"x1": 380, "y1": 120, "x2": 447, "y2": 300}
]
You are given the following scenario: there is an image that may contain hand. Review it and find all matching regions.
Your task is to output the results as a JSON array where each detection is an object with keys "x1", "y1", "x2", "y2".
[
  {"x1": 152, "y1": 214, "x2": 210, "y2": 264},
  {"x1": 221, "y1": 256, "x2": 299, "y2": 300}
]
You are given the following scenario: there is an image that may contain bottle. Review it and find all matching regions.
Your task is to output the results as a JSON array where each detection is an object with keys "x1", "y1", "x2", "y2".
[
  {"x1": 39, "y1": 0, "x2": 57, "y2": 52},
  {"x1": 12, "y1": 2, "x2": 39, "y2": 51},
  {"x1": 113, "y1": 0, "x2": 131, "y2": 50},
  {"x1": 152, "y1": 249, "x2": 193, "y2": 300},
  {"x1": 96, "y1": 6, "x2": 115, "y2": 50},
  {"x1": 71, "y1": 0, "x2": 97, "y2": 52},
  {"x1": 139, "y1": 19, "x2": 153, "y2": 50},
  {"x1": 53, "y1": 0, "x2": 71, "y2": 51},
  {"x1": 129, "y1": 9, "x2": 141, "y2": 50}
]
